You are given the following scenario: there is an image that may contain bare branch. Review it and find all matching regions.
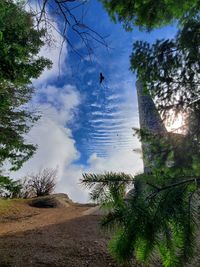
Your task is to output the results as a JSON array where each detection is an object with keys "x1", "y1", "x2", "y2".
[
  {"x1": 147, "y1": 176, "x2": 200, "y2": 199},
  {"x1": 27, "y1": 0, "x2": 110, "y2": 59},
  {"x1": 26, "y1": 168, "x2": 57, "y2": 197}
]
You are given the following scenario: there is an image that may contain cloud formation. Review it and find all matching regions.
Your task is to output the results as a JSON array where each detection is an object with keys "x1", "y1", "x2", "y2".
[
  {"x1": 13, "y1": 85, "x2": 82, "y2": 198},
  {"x1": 11, "y1": 1, "x2": 144, "y2": 203},
  {"x1": 13, "y1": 79, "x2": 143, "y2": 203}
]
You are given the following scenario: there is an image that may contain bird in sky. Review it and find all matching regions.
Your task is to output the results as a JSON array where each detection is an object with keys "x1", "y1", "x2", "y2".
[{"x1": 99, "y1": 72, "x2": 105, "y2": 84}]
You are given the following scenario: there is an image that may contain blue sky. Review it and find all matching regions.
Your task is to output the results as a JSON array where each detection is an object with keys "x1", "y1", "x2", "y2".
[
  {"x1": 61, "y1": 0, "x2": 177, "y2": 164},
  {"x1": 13, "y1": 0, "x2": 178, "y2": 202}
]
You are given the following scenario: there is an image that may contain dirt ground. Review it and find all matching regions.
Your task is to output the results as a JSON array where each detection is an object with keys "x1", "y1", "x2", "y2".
[
  {"x1": 2, "y1": 197, "x2": 199, "y2": 267},
  {"x1": 0, "y1": 199, "x2": 127, "y2": 267}
]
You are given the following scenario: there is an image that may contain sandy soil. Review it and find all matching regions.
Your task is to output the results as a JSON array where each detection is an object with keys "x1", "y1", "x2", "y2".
[{"x1": 0, "y1": 200, "x2": 124, "y2": 267}]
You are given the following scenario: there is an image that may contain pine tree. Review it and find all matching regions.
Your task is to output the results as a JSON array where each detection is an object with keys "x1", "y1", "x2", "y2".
[{"x1": 0, "y1": 0, "x2": 52, "y2": 171}]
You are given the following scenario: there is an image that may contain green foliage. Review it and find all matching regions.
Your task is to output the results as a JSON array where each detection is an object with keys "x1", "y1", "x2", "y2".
[
  {"x1": 130, "y1": 17, "x2": 200, "y2": 122},
  {"x1": 0, "y1": 175, "x2": 22, "y2": 198},
  {"x1": 82, "y1": 172, "x2": 132, "y2": 209},
  {"x1": 82, "y1": 170, "x2": 200, "y2": 266},
  {"x1": 0, "y1": 1, "x2": 52, "y2": 171},
  {"x1": 99, "y1": 0, "x2": 199, "y2": 30},
  {"x1": 137, "y1": 128, "x2": 197, "y2": 172},
  {"x1": 0, "y1": 1, "x2": 51, "y2": 84}
]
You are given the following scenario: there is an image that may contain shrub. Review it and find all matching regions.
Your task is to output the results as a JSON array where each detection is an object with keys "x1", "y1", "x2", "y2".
[{"x1": 27, "y1": 168, "x2": 57, "y2": 197}]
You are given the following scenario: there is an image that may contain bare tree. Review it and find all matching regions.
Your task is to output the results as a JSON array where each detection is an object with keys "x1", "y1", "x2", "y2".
[
  {"x1": 27, "y1": 168, "x2": 57, "y2": 197},
  {"x1": 17, "y1": 177, "x2": 35, "y2": 199},
  {"x1": 26, "y1": 0, "x2": 109, "y2": 58}
]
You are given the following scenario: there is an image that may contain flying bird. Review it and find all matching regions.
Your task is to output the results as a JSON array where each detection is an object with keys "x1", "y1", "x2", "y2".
[{"x1": 99, "y1": 72, "x2": 105, "y2": 84}]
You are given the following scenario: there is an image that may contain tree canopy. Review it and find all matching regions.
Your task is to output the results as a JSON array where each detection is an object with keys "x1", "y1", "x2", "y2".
[
  {"x1": 0, "y1": 0, "x2": 51, "y2": 171},
  {"x1": 100, "y1": 0, "x2": 199, "y2": 30},
  {"x1": 131, "y1": 16, "x2": 200, "y2": 119}
]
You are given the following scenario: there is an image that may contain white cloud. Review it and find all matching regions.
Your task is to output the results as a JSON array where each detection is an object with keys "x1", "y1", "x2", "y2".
[
  {"x1": 87, "y1": 150, "x2": 143, "y2": 175},
  {"x1": 12, "y1": 85, "x2": 82, "y2": 198},
  {"x1": 107, "y1": 94, "x2": 123, "y2": 101},
  {"x1": 56, "y1": 147, "x2": 143, "y2": 203},
  {"x1": 13, "y1": 79, "x2": 143, "y2": 203},
  {"x1": 56, "y1": 165, "x2": 90, "y2": 203},
  {"x1": 35, "y1": 85, "x2": 80, "y2": 124},
  {"x1": 34, "y1": 36, "x2": 68, "y2": 86}
]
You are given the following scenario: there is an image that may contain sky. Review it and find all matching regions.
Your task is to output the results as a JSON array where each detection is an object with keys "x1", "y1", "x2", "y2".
[{"x1": 12, "y1": 0, "x2": 178, "y2": 203}]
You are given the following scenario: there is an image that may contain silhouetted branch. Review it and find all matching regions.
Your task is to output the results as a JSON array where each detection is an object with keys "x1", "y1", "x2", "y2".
[
  {"x1": 26, "y1": 0, "x2": 110, "y2": 58},
  {"x1": 147, "y1": 176, "x2": 200, "y2": 199}
]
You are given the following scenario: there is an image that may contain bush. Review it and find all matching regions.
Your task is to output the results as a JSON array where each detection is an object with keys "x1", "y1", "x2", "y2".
[
  {"x1": 26, "y1": 168, "x2": 57, "y2": 197},
  {"x1": 17, "y1": 177, "x2": 35, "y2": 199}
]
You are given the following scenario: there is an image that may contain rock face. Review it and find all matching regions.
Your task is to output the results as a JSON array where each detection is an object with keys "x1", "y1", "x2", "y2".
[
  {"x1": 136, "y1": 80, "x2": 167, "y2": 172},
  {"x1": 136, "y1": 80, "x2": 167, "y2": 135}
]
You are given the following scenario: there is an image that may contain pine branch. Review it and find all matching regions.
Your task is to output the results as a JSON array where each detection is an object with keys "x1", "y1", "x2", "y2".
[{"x1": 147, "y1": 176, "x2": 200, "y2": 199}]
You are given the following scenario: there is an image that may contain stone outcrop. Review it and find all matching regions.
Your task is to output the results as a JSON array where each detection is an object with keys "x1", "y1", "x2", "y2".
[
  {"x1": 136, "y1": 80, "x2": 167, "y2": 172},
  {"x1": 29, "y1": 193, "x2": 72, "y2": 208},
  {"x1": 136, "y1": 80, "x2": 167, "y2": 135}
]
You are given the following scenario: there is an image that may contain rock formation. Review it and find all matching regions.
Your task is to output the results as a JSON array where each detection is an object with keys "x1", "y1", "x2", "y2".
[{"x1": 136, "y1": 80, "x2": 167, "y2": 173}]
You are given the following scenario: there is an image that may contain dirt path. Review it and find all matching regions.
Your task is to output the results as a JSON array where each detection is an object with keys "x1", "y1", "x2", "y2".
[
  {"x1": 0, "y1": 205, "x2": 88, "y2": 236},
  {"x1": 0, "y1": 204, "x2": 123, "y2": 267}
]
